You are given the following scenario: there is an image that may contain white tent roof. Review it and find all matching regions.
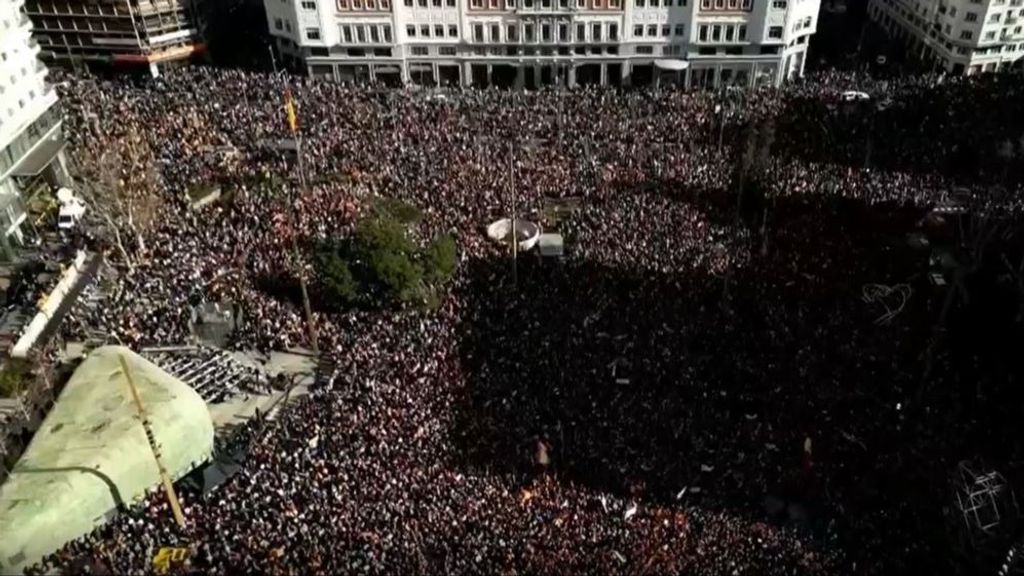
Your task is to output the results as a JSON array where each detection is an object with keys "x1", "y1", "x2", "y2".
[
  {"x1": 655, "y1": 59, "x2": 690, "y2": 71},
  {"x1": 0, "y1": 346, "x2": 214, "y2": 572}
]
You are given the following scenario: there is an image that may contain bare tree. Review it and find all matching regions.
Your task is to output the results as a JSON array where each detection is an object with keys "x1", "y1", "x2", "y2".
[{"x1": 72, "y1": 128, "x2": 163, "y2": 271}]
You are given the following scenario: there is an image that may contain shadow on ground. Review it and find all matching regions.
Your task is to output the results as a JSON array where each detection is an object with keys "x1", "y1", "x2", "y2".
[{"x1": 450, "y1": 193, "x2": 1016, "y2": 574}]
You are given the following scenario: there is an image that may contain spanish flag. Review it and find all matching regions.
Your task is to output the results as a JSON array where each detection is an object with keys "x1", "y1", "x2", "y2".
[{"x1": 284, "y1": 88, "x2": 299, "y2": 134}]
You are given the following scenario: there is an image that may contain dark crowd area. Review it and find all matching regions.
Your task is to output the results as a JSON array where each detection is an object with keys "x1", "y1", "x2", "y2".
[{"x1": 21, "y1": 67, "x2": 1024, "y2": 575}]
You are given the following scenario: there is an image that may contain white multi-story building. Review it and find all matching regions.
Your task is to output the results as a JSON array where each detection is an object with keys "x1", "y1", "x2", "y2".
[
  {"x1": 0, "y1": 0, "x2": 67, "y2": 259},
  {"x1": 869, "y1": 0, "x2": 1024, "y2": 74},
  {"x1": 265, "y1": 0, "x2": 819, "y2": 88}
]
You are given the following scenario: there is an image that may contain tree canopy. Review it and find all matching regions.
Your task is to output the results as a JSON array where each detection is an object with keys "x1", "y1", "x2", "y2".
[{"x1": 313, "y1": 200, "x2": 456, "y2": 310}]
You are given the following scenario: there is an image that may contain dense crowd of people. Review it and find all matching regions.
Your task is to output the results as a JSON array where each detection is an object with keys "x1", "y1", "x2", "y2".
[{"x1": 30, "y1": 67, "x2": 1024, "y2": 575}]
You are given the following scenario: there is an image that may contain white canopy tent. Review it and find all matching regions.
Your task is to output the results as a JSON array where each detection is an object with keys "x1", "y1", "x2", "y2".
[
  {"x1": 654, "y1": 60, "x2": 689, "y2": 88},
  {"x1": 654, "y1": 59, "x2": 690, "y2": 72}
]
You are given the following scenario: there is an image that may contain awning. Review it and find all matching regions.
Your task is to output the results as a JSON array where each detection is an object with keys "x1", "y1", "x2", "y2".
[
  {"x1": 10, "y1": 134, "x2": 65, "y2": 177},
  {"x1": 655, "y1": 59, "x2": 690, "y2": 72}
]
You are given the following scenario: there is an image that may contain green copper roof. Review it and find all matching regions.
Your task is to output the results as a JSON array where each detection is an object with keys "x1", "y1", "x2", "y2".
[{"x1": 0, "y1": 346, "x2": 214, "y2": 572}]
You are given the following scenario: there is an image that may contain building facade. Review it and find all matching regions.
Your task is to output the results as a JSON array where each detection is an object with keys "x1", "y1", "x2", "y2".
[
  {"x1": 1, "y1": 0, "x2": 68, "y2": 259},
  {"x1": 265, "y1": 0, "x2": 820, "y2": 87},
  {"x1": 868, "y1": 0, "x2": 1024, "y2": 74},
  {"x1": 23, "y1": 0, "x2": 204, "y2": 74}
]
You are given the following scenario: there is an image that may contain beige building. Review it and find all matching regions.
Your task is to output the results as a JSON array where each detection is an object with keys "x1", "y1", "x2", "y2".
[{"x1": 23, "y1": 0, "x2": 205, "y2": 73}]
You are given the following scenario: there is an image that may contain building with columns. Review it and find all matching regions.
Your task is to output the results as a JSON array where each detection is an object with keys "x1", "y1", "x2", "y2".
[
  {"x1": 868, "y1": 0, "x2": 1024, "y2": 74},
  {"x1": 1, "y1": 0, "x2": 68, "y2": 260},
  {"x1": 265, "y1": 0, "x2": 820, "y2": 87}
]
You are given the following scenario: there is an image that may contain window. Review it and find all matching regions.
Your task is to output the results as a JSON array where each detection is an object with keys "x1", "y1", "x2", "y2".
[
  {"x1": 772, "y1": 0, "x2": 786, "y2": 7},
  {"x1": 578, "y1": 23, "x2": 587, "y2": 39},
  {"x1": 965, "y1": 11, "x2": 977, "y2": 21},
  {"x1": 634, "y1": 24, "x2": 643, "y2": 36},
  {"x1": 433, "y1": 0, "x2": 441, "y2": 5},
  {"x1": 701, "y1": 0, "x2": 711, "y2": 7},
  {"x1": 609, "y1": 23, "x2": 618, "y2": 40},
  {"x1": 407, "y1": 24, "x2": 416, "y2": 36},
  {"x1": 525, "y1": 22, "x2": 535, "y2": 41},
  {"x1": 341, "y1": 24, "x2": 352, "y2": 42},
  {"x1": 725, "y1": 24, "x2": 734, "y2": 41},
  {"x1": 647, "y1": 24, "x2": 657, "y2": 35},
  {"x1": 559, "y1": 22, "x2": 569, "y2": 41},
  {"x1": 525, "y1": 0, "x2": 534, "y2": 7},
  {"x1": 306, "y1": 27, "x2": 321, "y2": 40},
  {"x1": 471, "y1": 0, "x2": 482, "y2": 6},
  {"x1": 949, "y1": 6, "x2": 956, "y2": 16},
  {"x1": 984, "y1": 30, "x2": 996, "y2": 39},
  {"x1": 698, "y1": 24, "x2": 708, "y2": 40},
  {"x1": 421, "y1": 24, "x2": 431, "y2": 36},
  {"x1": 508, "y1": 23, "x2": 519, "y2": 40},
  {"x1": 560, "y1": 0, "x2": 569, "y2": 7},
  {"x1": 447, "y1": 0, "x2": 456, "y2": 5},
  {"x1": 675, "y1": 24, "x2": 685, "y2": 35},
  {"x1": 411, "y1": 46, "x2": 429, "y2": 55},
  {"x1": 768, "y1": 25, "x2": 783, "y2": 38},
  {"x1": 711, "y1": 24, "x2": 720, "y2": 40},
  {"x1": 274, "y1": 18, "x2": 283, "y2": 30},
  {"x1": 662, "y1": 24, "x2": 670, "y2": 36},
  {"x1": 636, "y1": 0, "x2": 645, "y2": 6},
  {"x1": 490, "y1": 0, "x2": 500, "y2": 6},
  {"x1": 285, "y1": 20, "x2": 292, "y2": 31},
  {"x1": 419, "y1": 0, "x2": 427, "y2": 6},
  {"x1": 382, "y1": 0, "x2": 390, "y2": 8},
  {"x1": 449, "y1": 25, "x2": 459, "y2": 37},
  {"x1": 990, "y1": 12, "x2": 1001, "y2": 22},
  {"x1": 636, "y1": 45, "x2": 654, "y2": 54},
  {"x1": 738, "y1": 24, "x2": 746, "y2": 40},
  {"x1": 473, "y1": 23, "x2": 484, "y2": 41},
  {"x1": 492, "y1": 23, "x2": 501, "y2": 40},
  {"x1": 301, "y1": 0, "x2": 316, "y2": 9},
  {"x1": 651, "y1": 0, "x2": 659, "y2": 6},
  {"x1": 577, "y1": 0, "x2": 585, "y2": 7},
  {"x1": 727, "y1": 0, "x2": 738, "y2": 8},
  {"x1": 384, "y1": 24, "x2": 392, "y2": 42},
  {"x1": 592, "y1": 23, "x2": 602, "y2": 40},
  {"x1": 960, "y1": 30, "x2": 973, "y2": 39},
  {"x1": 371, "y1": 26, "x2": 381, "y2": 42},
  {"x1": 436, "y1": 24, "x2": 445, "y2": 37},
  {"x1": 357, "y1": 25, "x2": 366, "y2": 42},
  {"x1": 610, "y1": 0, "x2": 621, "y2": 7},
  {"x1": 439, "y1": 46, "x2": 457, "y2": 55}
]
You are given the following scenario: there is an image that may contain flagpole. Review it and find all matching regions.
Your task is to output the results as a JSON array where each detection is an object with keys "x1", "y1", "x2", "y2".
[
  {"x1": 291, "y1": 129, "x2": 320, "y2": 354},
  {"x1": 509, "y1": 141, "x2": 517, "y2": 287},
  {"x1": 271, "y1": 49, "x2": 320, "y2": 355}
]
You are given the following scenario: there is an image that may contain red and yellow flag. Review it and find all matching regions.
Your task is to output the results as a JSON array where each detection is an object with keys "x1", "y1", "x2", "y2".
[{"x1": 284, "y1": 88, "x2": 299, "y2": 134}]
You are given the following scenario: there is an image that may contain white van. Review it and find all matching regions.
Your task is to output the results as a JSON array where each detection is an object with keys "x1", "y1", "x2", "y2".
[{"x1": 56, "y1": 188, "x2": 87, "y2": 231}]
